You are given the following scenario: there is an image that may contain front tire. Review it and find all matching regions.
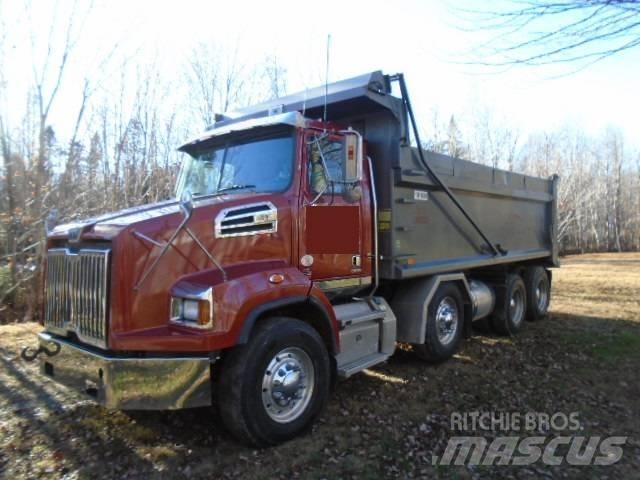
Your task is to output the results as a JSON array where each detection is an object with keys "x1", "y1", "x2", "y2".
[
  {"x1": 218, "y1": 317, "x2": 330, "y2": 447},
  {"x1": 414, "y1": 283, "x2": 464, "y2": 363}
]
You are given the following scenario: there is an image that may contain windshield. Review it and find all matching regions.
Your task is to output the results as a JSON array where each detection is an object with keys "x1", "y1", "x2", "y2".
[{"x1": 176, "y1": 132, "x2": 295, "y2": 199}]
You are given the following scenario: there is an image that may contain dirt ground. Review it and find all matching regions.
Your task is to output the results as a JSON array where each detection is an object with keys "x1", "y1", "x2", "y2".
[{"x1": 1, "y1": 253, "x2": 639, "y2": 479}]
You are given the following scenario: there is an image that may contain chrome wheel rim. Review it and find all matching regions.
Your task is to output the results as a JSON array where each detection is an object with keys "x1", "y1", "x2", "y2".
[
  {"x1": 535, "y1": 278, "x2": 549, "y2": 313},
  {"x1": 261, "y1": 347, "x2": 315, "y2": 423},
  {"x1": 435, "y1": 297, "x2": 459, "y2": 346},
  {"x1": 509, "y1": 287, "x2": 525, "y2": 326}
]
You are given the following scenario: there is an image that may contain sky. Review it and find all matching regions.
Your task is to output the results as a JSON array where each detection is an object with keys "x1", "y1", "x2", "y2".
[{"x1": 2, "y1": 0, "x2": 639, "y2": 148}]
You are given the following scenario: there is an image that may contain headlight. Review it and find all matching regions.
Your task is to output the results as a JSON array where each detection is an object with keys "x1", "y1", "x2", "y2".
[
  {"x1": 183, "y1": 300, "x2": 201, "y2": 321},
  {"x1": 170, "y1": 288, "x2": 213, "y2": 329}
]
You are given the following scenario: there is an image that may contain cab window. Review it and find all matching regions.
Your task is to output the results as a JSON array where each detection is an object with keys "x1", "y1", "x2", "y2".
[{"x1": 308, "y1": 135, "x2": 345, "y2": 195}]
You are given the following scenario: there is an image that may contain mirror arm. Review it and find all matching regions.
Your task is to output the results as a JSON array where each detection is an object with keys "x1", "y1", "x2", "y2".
[
  {"x1": 134, "y1": 207, "x2": 192, "y2": 291},
  {"x1": 134, "y1": 196, "x2": 228, "y2": 288},
  {"x1": 184, "y1": 226, "x2": 228, "y2": 282}
]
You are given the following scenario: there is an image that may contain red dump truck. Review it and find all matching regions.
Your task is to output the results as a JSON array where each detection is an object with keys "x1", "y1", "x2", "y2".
[{"x1": 23, "y1": 71, "x2": 558, "y2": 446}]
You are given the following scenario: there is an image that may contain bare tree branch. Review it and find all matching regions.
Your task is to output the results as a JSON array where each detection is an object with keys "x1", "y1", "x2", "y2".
[{"x1": 457, "y1": 0, "x2": 640, "y2": 69}]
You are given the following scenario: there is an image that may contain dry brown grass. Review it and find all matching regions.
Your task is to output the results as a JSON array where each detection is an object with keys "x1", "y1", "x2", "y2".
[
  {"x1": 0, "y1": 253, "x2": 639, "y2": 479},
  {"x1": 552, "y1": 252, "x2": 640, "y2": 322}
]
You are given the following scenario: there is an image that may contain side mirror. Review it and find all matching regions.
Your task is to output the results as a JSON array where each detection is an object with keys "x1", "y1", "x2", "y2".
[
  {"x1": 343, "y1": 131, "x2": 363, "y2": 183},
  {"x1": 342, "y1": 130, "x2": 363, "y2": 203}
]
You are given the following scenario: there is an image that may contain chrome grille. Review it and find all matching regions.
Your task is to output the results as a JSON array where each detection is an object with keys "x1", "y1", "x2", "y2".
[{"x1": 45, "y1": 248, "x2": 111, "y2": 348}]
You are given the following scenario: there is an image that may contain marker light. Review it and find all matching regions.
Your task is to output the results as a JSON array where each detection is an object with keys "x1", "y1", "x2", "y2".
[{"x1": 269, "y1": 273, "x2": 285, "y2": 284}]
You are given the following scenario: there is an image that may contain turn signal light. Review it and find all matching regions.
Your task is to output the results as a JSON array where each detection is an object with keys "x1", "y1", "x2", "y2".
[{"x1": 198, "y1": 300, "x2": 211, "y2": 326}]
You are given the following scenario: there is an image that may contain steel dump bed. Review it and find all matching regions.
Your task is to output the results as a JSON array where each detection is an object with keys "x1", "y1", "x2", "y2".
[
  {"x1": 221, "y1": 71, "x2": 559, "y2": 280},
  {"x1": 381, "y1": 146, "x2": 558, "y2": 279}
]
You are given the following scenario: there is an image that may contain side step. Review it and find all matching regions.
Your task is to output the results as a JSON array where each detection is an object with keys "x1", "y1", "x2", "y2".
[
  {"x1": 338, "y1": 352, "x2": 390, "y2": 378},
  {"x1": 334, "y1": 297, "x2": 397, "y2": 379},
  {"x1": 337, "y1": 309, "x2": 386, "y2": 329}
]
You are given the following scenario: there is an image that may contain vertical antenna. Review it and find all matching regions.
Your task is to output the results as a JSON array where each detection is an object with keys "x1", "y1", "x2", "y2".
[{"x1": 323, "y1": 34, "x2": 331, "y2": 124}]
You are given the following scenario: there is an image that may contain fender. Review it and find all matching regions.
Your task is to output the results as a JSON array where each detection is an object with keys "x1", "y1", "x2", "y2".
[
  {"x1": 112, "y1": 262, "x2": 340, "y2": 353},
  {"x1": 236, "y1": 295, "x2": 308, "y2": 343},
  {"x1": 392, "y1": 273, "x2": 473, "y2": 344},
  {"x1": 210, "y1": 265, "x2": 339, "y2": 354},
  {"x1": 236, "y1": 293, "x2": 338, "y2": 354}
]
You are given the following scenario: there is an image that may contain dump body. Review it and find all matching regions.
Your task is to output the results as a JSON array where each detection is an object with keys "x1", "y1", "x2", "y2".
[{"x1": 382, "y1": 147, "x2": 558, "y2": 279}]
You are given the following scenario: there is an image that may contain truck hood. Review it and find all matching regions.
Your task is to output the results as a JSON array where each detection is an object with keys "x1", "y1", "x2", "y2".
[
  {"x1": 48, "y1": 193, "x2": 261, "y2": 242},
  {"x1": 44, "y1": 192, "x2": 295, "y2": 349},
  {"x1": 48, "y1": 199, "x2": 182, "y2": 241}
]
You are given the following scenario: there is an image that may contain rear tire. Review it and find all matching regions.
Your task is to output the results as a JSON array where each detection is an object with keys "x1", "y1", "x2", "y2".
[
  {"x1": 524, "y1": 267, "x2": 551, "y2": 321},
  {"x1": 414, "y1": 283, "x2": 464, "y2": 363},
  {"x1": 491, "y1": 274, "x2": 527, "y2": 336},
  {"x1": 217, "y1": 317, "x2": 330, "y2": 447}
]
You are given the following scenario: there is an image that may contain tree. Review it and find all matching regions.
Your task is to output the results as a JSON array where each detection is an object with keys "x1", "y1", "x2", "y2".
[
  {"x1": 263, "y1": 54, "x2": 288, "y2": 100},
  {"x1": 460, "y1": 0, "x2": 640, "y2": 69},
  {"x1": 186, "y1": 41, "x2": 257, "y2": 128},
  {"x1": 445, "y1": 116, "x2": 468, "y2": 158}
]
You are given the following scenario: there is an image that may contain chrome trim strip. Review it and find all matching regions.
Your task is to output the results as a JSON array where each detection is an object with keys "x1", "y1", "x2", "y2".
[
  {"x1": 214, "y1": 201, "x2": 278, "y2": 238},
  {"x1": 38, "y1": 332, "x2": 212, "y2": 410},
  {"x1": 316, "y1": 276, "x2": 372, "y2": 292}
]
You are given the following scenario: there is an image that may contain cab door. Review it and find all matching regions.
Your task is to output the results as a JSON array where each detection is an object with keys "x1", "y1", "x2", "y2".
[{"x1": 298, "y1": 131, "x2": 371, "y2": 290}]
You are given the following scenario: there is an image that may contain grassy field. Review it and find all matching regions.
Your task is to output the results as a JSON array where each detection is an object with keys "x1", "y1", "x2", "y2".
[{"x1": 1, "y1": 253, "x2": 639, "y2": 479}]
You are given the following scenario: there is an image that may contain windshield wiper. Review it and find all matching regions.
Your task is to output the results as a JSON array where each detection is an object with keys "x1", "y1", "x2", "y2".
[
  {"x1": 216, "y1": 184, "x2": 257, "y2": 194},
  {"x1": 184, "y1": 185, "x2": 256, "y2": 200}
]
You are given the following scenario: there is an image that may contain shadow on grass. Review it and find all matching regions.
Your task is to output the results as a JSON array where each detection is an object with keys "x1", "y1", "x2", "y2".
[
  {"x1": 0, "y1": 355, "x2": 157, "y2": 477},
  {"x1": 1, "y1": 309, "x2": 639, "y2": 478},
  {"x1": 549, "y1": 311, "x2": 640, "y2": 362}
]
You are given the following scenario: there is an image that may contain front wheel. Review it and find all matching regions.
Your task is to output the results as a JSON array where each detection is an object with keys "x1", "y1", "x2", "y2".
[{"x1": 217, "y1": 317, "x2": 330, "y2": 447}]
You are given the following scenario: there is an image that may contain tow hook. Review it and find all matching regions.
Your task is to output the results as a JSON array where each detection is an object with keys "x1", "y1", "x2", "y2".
[{"x1": 21, "y1": 343, "x2": 60, "y2": 362}]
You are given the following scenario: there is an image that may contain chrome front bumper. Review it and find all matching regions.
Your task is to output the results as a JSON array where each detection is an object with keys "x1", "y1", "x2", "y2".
[{"x1": 37, "y1": 332, "x2": 212, "y2": 410}]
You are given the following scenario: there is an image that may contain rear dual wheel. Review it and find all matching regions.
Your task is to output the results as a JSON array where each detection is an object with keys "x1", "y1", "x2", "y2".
[
  {"x1": 524, "y1": 266, "x2": 551, "y2": 321},
  {"x1": 491, "y1": 274, "x2": 527, "y2": 335}
]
